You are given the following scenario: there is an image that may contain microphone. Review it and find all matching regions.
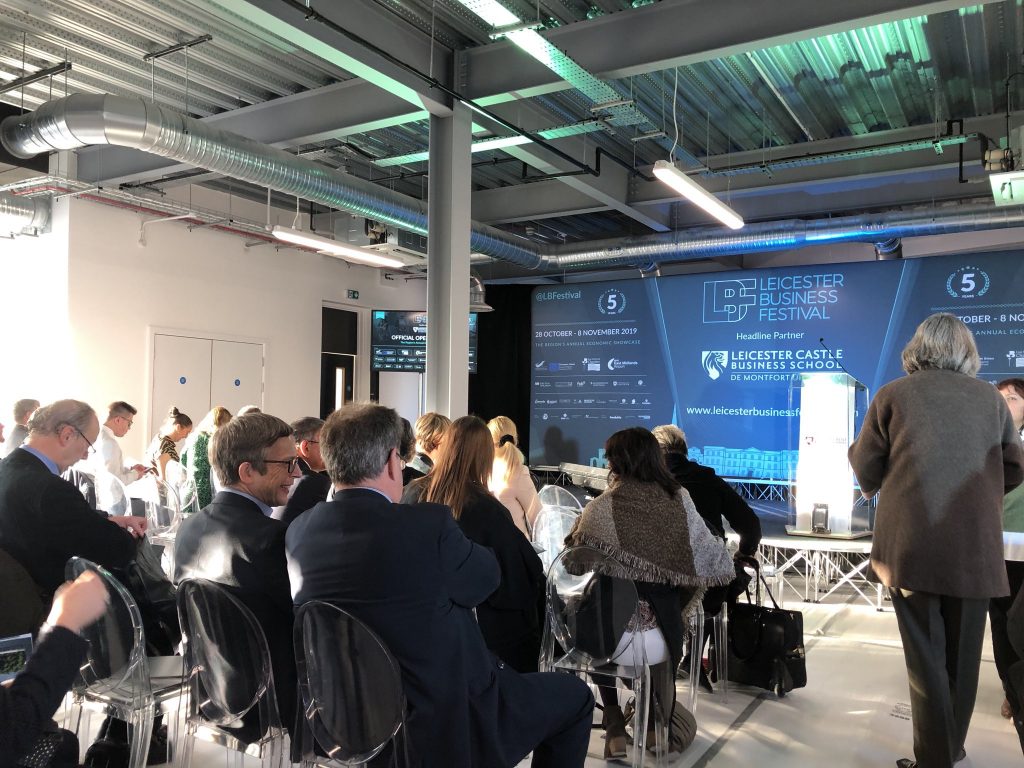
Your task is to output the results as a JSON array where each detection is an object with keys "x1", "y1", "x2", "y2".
[{"x1": 819, "y1": 337, "x2": 856, "y2": 380}]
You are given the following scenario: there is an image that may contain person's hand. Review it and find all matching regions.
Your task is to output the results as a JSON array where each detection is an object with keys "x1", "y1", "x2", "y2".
[
  {"x1": 131, "y1": 463, "x2": 148, "y2": 478},
  {"x1": 110, "y1": 515, "x2": 148, "y2": 538},
  {"x1": 734, "y1": 552, "x2": 759, "y2": 569},
  {"x1": 47, "y1": 571, "x2": 109, "y2": 634}
]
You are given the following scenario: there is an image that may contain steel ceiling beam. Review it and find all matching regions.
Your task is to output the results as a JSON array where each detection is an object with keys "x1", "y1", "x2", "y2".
[
  {"x1": 463, "y1": 0, "x2": 1002, "y2": 105},
  {"x1": 217, "y1": 0, "x2": 453, "y2": 116}
]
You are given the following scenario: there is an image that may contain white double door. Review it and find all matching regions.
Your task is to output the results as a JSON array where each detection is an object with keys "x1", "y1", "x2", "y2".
[{"x1": 150, "y1": 333, "x2": 264, "y2": 438}]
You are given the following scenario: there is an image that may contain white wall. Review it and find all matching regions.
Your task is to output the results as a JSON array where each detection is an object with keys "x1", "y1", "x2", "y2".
[
  {"x1": 0, "y1": 197, "x2": 72, "y2": 415},
  {"x1": 52, "y1": 194, "x2": 425, "y2": 457}
]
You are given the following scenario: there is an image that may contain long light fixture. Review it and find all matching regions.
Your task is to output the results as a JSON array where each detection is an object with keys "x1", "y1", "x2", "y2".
[
  {"x1": 652, "y1": 160, "x2": 745, "y2": 230},
  {"x1": 271, "y1": 225, "x2": 405, "y2": 268}
]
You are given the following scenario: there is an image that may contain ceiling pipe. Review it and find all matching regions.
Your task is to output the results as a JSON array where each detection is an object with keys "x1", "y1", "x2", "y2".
[
  {"x1": 6, "y1": 95, "x2": 1024, "y2": 274},
  {"x1": 0, "y1": 191, "x2": 50, "y2": 236},
  {"x1": 0, "y1": 94, "x2": 545, "y2": 269}
]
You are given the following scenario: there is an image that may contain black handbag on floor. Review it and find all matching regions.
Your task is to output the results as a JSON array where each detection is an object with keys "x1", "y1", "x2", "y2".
[{"x1": 726, "y1": 562, "x2": 806, "y2": 697}]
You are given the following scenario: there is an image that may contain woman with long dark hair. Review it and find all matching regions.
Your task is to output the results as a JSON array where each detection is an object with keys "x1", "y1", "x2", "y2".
[
  {"x1": 402, "y1": 415, "x2": 544, "y2": 672},
  {"x1": 567, "y1": 427, "x2": 734, "y2": 758}
]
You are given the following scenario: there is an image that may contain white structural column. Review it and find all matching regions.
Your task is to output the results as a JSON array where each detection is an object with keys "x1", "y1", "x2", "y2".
[{"x1": 425, "y1": 102, "x2": 473, "y2": 418}]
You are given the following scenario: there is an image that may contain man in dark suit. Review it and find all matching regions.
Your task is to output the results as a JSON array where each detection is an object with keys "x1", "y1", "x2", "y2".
[
  {"x1": 173, "y1": 411, "x2": 301, "y2": 735},
  {"x1": 0, "y1": 399, "x2": 145, "y2": 599},
  {"x1": 286, "y1": 403, "x2": 593, "y2": 768},
  {"x1": 271, "y1": 416, "x2": 329, "y2": 525}
]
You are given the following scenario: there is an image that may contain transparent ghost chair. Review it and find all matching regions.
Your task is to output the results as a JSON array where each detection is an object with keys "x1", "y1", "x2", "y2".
[
  {"x1": 93, "y1": 471, "x2": 132, "y2": 518},
  {"x1": 130, "y1": 474, "x2": 182, "y2": 546},
  {"x1": 293, "y1": 601, "x2": 408, "y2": 767},
  {"x1": 540, "y1": 546, "x2": 668, "y2": 766},
  {"x1": 176, "y1": 477, "x2": 201, "y2": 518},
  {"x1": 63, "y1": 558, "x2": 184, "y2": 768},
  {"x1": 537, "y1": 484, "x2": 584, "y2": 513},
  {"x1": 531, "y1": 506, "x2": 581, "y2": 575},
  {"x1": 176, "y1": 578, "x2": 287, "y2": 767}
]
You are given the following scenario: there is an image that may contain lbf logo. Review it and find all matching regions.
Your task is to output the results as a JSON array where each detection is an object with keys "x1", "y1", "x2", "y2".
[
  {"x1": 703, "y1": 279, "x2": 756, "y2": 323},
  {"x1": 702, "y1": 351, "x2": 729, "y2": 380}
]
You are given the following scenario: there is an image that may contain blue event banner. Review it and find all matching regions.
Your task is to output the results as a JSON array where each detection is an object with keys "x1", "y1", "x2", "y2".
[{"x1": 529, "y1": 251, "x2": 1024, "y2": 478}]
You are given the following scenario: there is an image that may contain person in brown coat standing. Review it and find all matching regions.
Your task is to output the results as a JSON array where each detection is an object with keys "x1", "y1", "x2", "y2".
[{"x1": 850, "y1": 312, "x2": 1024, "y2": 768}]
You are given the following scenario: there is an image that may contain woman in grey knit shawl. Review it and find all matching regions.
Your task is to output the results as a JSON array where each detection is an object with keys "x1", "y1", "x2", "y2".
[{"x1": 566, "y1": 427, "x2": 734, "y2": 756}]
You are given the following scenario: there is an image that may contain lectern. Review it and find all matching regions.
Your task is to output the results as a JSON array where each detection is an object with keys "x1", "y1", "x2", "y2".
[{"x1": 786, "y1": 372, "x2": 872, "y2": 539}]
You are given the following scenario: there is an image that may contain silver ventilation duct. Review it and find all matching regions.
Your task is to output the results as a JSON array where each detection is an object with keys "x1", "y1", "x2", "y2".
[
  {"x1": 5, "y1": 95, "x2": 1024, "y2": 273},
  {"x1": 547, "y1": 205, "x2": 1024, "y2": 269},
  {"x1": 0, "y1": 94, "x2": 544, "y2": 269},
  {"x1": 0, "y1": 191, "x2": 50, "y2": 236}
]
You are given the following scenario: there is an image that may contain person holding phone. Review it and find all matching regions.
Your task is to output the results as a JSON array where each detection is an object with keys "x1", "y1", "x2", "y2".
[{"x1": 1, "y1": 571, "x2": 109, "y2": 768}]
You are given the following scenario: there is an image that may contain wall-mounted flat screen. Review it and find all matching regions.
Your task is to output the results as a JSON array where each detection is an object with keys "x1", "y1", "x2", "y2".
[{"x1": 371, "y1": 310, "x2": 478, "y2": 372}]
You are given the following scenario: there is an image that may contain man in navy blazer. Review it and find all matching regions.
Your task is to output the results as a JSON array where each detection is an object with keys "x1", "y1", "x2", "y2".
[
  {"x1": 286, "y1": 403, "x2": 594, "y2": 768},
  {"x1": 173, "y1": 412, "x2": 301, "y2": 735}
]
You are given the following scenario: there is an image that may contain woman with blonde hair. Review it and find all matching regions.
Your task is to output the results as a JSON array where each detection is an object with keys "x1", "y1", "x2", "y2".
[
  {"x1": 404, "y1": 411, "x2": 450, "y2": 482},
  {"x1": 181, "y1": 406, "x2": 231, "y2": 508},
  {"x1": 145, "y1": 406, "x2": 192, "y2": 482},
  {"x1": 403, "y1": 415, "x2": 544, "y2": 672},
  {"x1": 487, "y1": 416, "x2": 540, "y2": 538}
]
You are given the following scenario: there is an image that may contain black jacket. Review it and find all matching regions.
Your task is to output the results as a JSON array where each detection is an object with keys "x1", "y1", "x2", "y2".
[
  {"x1": 0, "y1": 448, "x2": 136, "y2": 596},
  {"x1": 0, "y1": 626, "x2": 87, "y2": 767},
  {"x1": 665, "y1": 452, "x2": 762, "y2": 556},
  {"x1": 173, "y1": 490, "x2": 296, "y2": 732},
  {"x1": 272, "y1": 457, "x2": 330, "y2": 526},
  {"x1": 401, "y1": 481, "x2": 544, "y2": 672},
  {"x1": 287, "y1": 489, "x2": 547, "y2": 768}
]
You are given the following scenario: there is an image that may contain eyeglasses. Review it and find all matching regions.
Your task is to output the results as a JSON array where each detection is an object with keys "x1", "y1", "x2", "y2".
[
  {"x1": 392, "y1": 448, "x2": 406, "y2": 470},
  {"x1": 69, "y1": 425, "x2": 95, "y2": 454},
  {"x1": 264, "y1": 457, "x2": 300, "y2": 473}
]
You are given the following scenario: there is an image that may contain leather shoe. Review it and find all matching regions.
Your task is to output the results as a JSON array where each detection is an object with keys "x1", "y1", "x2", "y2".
[{"x1": 895, "y1": 748, "x2": 966, "y2": 768}]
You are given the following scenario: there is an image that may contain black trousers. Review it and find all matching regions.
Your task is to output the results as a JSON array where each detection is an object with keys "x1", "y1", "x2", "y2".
[
  {"x1": 890, "y1": 588, "x2": 987, "y2": 768},
  {"x1": 500, "y1": 668, "x2": 595, "y2": 768},
  {"x1": 988, "y1": 561, "x2": 1024, "y2": 700}
]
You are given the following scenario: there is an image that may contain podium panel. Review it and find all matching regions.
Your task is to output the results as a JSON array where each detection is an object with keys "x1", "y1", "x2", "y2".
[{"x1": 786, "y1": 372, "x2": 871, "y2": 539}]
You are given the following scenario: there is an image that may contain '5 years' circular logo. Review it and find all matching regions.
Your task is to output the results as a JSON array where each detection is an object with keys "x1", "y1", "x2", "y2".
[
  {"x1": 946, "y1": 266, "x2": 990, "y2": 299},
  {"x1": 598, "y1": 288, "x2": 626, "y2": 315}
]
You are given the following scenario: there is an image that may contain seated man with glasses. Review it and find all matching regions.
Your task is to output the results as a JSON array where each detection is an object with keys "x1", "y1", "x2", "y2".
[
  {"x1": 172, "y1": 411, "x2": 301, "y2": 738},
  {"x1": 272, "y1": 416, "x2": 330, "y2": 526},
  {"x1": 0, "y1": 399, "x2": 146, "y2": 604}
]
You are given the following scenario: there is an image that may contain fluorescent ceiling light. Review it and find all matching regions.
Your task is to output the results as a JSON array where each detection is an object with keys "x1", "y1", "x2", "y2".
[
  {"x1": 271, "y1": 225, "x2": 405, "y2": 269},
  {"x1": 374, "y1": 120, "x2": 606, "y2": 167},
  {"x1": 989, "y1": 170, "x2": 1024, "y2": 207},
  {"x1": 652, "y1": 160, "x2": 745, "y2": 230},
  {"x1": 458, "y1": 0, "x2": 518, "y2": 26}
]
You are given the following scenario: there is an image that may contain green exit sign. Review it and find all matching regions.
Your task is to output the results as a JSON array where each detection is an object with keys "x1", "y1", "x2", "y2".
[{"x1": 347, "y1": 289, "x2": 359, "y2": 300}]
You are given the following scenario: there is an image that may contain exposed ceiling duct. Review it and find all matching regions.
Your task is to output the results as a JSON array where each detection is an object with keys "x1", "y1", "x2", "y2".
[
  {"x1": 0, "y1": 94, "x2": 545, "y2": 270},
  {"x1": 0, "y1": 191, "x2": 50, "y2": 237},
  {"x1": 5, "y1": 94, "x2": 1024, "y2": 275}
]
